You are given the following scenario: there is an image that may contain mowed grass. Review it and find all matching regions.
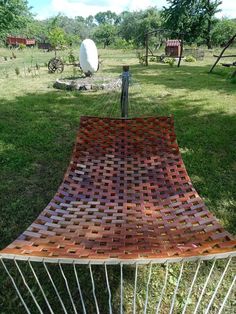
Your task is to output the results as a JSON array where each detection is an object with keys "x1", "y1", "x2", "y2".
[{"x1": 0, "y1": 47, "x2": 235, "y2": 313}]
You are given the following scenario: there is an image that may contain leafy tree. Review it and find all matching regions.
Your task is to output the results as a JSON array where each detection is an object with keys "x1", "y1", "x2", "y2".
[
  {"x1": 0, "y1": 0, "x2": 32, "y2": 40},
  {"x1": 14, "y1": 20, "x2": 47, "y2": 41},
  {"x1": 118, "y1": 11, "x2": 138, "y2": 42},
  {"x1": 212, "y1": 18, "x2": 236, "y2": 46},
  {"x1": 201, "y1": 0, "x2": 222, "y2": 49},
  {"x1": 138, "y1": 8, "x2": 162, "y2": 45},
  {"x1": 93, "y1": 23, "x2": 117, "y2": 48},
  {"x1": 119, "y1": 8, "x2": 161, "y2": 47},
  {"x1": 43, "y1": 15, "x2": 93, "y2": 41},
  {"x1": 75, "y1": 15, "x2": 94, "y2": 39},
  {"x1": 47, "y1": 16, "x2": 67, "y2": 55},
  {"x1": 162, "y1": 0, "x2": 204, "y2": 43},
  {"x1": 55, "y1": 15, "x2": 78, "y2": 35},
  {"x1": 85, "y1": 15, "x2": 95, "y2": 27},
  {"x1": 162, "y1": 0, "x2": 222, "y2": 47},
  {"x1": 48, "y1": 27, "x2": 67, "y2": 47},
  {"x1": 95, "y1": 11, "x2": 119, "y2": 25}
]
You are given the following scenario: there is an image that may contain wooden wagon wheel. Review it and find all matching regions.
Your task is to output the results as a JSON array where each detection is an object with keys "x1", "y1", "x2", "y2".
[{"x1": 48, "y1": 57, "x2": 64, "y2": 73}]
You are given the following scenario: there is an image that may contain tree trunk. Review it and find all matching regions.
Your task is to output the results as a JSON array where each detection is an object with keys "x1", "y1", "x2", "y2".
[
  {"x1": 207, "y1": 17, "x2": 212, "y2": 49},
  {"x1": 205, "y1": 0, "x2": 212, "y2": 49}
]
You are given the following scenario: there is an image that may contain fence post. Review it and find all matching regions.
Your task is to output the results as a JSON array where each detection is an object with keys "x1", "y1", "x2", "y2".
[{"x1": 120, "y1": 65, "x2": 130, "y2": 118}]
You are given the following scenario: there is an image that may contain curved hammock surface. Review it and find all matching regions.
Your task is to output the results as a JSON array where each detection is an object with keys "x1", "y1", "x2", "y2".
[{"x1": 0, "y1": 116, "x2": 235, "y2": 314}]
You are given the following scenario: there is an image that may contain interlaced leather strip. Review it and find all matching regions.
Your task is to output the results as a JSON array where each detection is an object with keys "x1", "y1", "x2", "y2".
[{"x1": 1, "y1": 116, "x2": 235, "y2": 260}]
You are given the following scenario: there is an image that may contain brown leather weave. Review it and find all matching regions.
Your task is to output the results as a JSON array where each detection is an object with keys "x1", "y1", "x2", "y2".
[{"x1": 1, "y1": 116, "x2": 235, "y2": 260}]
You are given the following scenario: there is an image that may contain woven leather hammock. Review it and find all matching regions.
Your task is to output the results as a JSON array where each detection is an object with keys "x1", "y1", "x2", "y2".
[{"x1": 1, "y1": 116, "x2": 235, "y2": 313}]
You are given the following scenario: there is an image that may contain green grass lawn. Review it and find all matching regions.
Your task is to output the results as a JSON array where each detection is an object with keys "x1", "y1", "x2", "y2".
[{"x1": 0, "y1": 47, "x2": 235, "y2": 313}]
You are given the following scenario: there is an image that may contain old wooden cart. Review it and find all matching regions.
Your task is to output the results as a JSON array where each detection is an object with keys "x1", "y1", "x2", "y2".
[{"x1": 48, "y1": 57, "x2": 81, "y2": 74}]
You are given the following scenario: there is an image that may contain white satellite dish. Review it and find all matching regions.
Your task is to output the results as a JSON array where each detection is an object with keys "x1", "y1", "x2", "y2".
[{"x1": 79, "y1": 39, "x2": 99, "y2": 75}]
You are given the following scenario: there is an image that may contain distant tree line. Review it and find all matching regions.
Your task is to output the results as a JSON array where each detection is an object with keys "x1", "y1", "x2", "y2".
[{"x1": 0, "y1": 0, "x2": 236, "y2": 48}]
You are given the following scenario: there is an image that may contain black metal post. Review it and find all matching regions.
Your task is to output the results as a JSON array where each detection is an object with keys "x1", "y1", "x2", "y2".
[
  {"x1": 178, "y1": 38, "x2": 183, "y2": 67},
  {"x1": 120, "y1": 65, "x2": 130, "y2": 118}
]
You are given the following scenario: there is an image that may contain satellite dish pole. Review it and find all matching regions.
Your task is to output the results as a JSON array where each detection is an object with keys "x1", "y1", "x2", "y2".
[{"x1": 120, "y1": 65, "x2": 130, "y2": 118}]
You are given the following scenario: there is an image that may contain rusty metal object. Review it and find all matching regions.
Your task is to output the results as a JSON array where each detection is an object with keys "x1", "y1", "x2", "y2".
[
  {"x1": 48, "y1": 57, "x2": 64, "y2": 73},
  {"x1": 1, "y1": 116, "x2": 235, "y2": 261}
]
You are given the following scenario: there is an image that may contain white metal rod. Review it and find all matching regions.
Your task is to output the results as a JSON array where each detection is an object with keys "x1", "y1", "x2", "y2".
[
  {"x1": 217, "y1": 275, "x2": 236, "y2": 314},
  {"x1": 204, "y1": 257, "x2": 232, "y2": 314},
  {"x1": 1, "y1": 258, "x2": 31, "y2": 314},
  {"x1": 193, "y1": 258, "x2": 216, "y2": 314},
  {"x1": 133, "y1": 263, "x2": 138, "y2": 314},
  {"x1": 169, "y1": 261, "x2": 184, "y2": 314},
  {"x1": 1, "y1": 251, "x2": 235, "y2": 265},
  {"x1": 105, "y1": 263, "x2": 113, "y2": 314},
  {"x1": 43, "y1": 261, "x2": 68, "y2": 314},
  {"x1": 73, "y1": 262, "x2": 87, "y2": 314},
  {"x1": 28, "y1": 260, "x2": 54, "y2": 314},
  {"x1": 155, "y1": 262, "x2": 169, "y2": 314},
  {"x1": 182, "y1": 259, "x2": 201, "y2": 314},
  {"x1": 89, "y1": 263, "x2": 100, "y2": 314},
  {"x1": 14, "y1": 259, "x2": 44, "y2": 314},
  {"x1": 120, "y1": 263, "x2": 123, "y2": 314},
  {"x1": 144, "y1": 263, "x2": 153, "y2": 314},
  {"x1": 59, "y1": 262, "x2": 78, "y2": 314}
]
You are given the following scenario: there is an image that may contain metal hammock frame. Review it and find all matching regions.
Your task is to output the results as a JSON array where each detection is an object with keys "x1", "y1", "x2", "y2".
[
  {"x1": 209, "y1": 33, "x2": 236, "y2": 76},
  {"x1": 143, "y1": 28, "x2": 184, "y2": 67},
  {"x1": 0, "y1": 73, "x2": 235, "y2": 313}
]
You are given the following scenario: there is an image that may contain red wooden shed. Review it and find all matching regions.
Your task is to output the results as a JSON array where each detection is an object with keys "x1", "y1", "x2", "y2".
[{"x1": 165, "y1": 39, "x2": 181, "y2": 58}]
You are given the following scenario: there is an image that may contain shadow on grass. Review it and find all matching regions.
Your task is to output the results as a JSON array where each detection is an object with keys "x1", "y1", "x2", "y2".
[
  {"x1": 130, "y1": 92, "x2": 236, "y2": 233},
  {"x1": 103, "y1": 62, "x2": 236, "y2": 94},
  {"x1": 0, "y1": 89, "x2": 123, "y2": 248}
]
